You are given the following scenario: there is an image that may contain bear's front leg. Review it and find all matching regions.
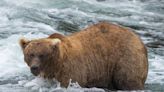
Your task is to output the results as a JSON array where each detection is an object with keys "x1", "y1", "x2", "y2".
[{"x1": 57, "y1": 75, "x2": 70, "y2": 88}]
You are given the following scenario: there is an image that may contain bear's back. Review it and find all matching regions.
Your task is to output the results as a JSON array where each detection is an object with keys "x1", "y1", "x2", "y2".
[
  {"x1": 68, "y1": 22, "x2": 137, "y2": 54},
  {"x1": 64, "y1": 22, "x2": 148, "y2": 89}
]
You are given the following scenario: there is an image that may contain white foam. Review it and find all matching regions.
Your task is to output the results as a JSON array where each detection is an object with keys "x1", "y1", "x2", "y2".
[
  {"x1": 22, "y1": 78, "x2": 105, "y2": 92},
  {"x1": 146, "y1": 55, "x2": 164, "y2": 84}
]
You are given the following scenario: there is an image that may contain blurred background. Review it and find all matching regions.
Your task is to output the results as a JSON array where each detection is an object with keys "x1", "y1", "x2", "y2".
[{"x1": 0, "y1": 0, "x2": 164, "y2": 92}]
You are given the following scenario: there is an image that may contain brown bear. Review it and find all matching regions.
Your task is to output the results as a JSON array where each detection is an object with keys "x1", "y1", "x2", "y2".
[{"x1": 20, "y1": 22, "x2": 148, "y2": 90}]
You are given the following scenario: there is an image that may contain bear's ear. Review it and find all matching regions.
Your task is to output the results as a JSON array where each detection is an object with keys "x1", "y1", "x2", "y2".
[
  {"x1": 48, "y1": 33, "x2": 65, "y2": 40},
  {"x1": 51, "y1": 38, "x2": 61, "y2": 46},
  {"x1": 19, "y1": 38, "x2": 30, "y2": 50}
]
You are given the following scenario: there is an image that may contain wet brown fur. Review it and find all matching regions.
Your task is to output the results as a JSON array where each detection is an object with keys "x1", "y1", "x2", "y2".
[{"x1": 20, "y1": 22, "x2": 148, "y2": 90}]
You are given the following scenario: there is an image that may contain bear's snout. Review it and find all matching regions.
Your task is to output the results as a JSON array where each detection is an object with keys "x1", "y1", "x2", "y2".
[{"x1": 30, "y1": 65, "x2": 40, "y2": 76}]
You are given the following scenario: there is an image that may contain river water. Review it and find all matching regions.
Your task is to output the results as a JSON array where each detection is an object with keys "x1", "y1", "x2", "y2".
[{"x1": 0, "y1": 0, "x2": 164, "y2": 92}]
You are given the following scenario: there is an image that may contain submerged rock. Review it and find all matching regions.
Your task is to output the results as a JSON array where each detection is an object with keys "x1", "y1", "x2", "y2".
[
  {"x1": 143, "y1": 33, "x2": 153, "y2": 37},
  {"x1": 57, "y1": 21, "x2": 80, "y2": 34},
  {"x1": 146, "y1": 41, "x2": 164, "y2": 48},
  {"x1": 96, "y1": 0, "x2": 106, "y2": 2}
]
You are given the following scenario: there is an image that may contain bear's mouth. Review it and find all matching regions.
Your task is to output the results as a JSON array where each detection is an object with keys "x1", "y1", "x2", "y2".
[
  {"x1": 31, "y1": 70, "x2": 40, "y2": 76},
  {"x1": 30, "y1": 68, "x2": 40, "y2": 76}
]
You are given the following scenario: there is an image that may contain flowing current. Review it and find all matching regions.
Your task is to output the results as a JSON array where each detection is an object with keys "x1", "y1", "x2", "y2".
[{"x1": 0, "y1": 0, "x2": 164, "y2": 92}]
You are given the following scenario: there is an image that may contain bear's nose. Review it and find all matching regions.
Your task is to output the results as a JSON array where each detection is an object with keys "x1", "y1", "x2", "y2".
[{"x1": 30, "y1": 66, "x2": 40, "y2": 76}]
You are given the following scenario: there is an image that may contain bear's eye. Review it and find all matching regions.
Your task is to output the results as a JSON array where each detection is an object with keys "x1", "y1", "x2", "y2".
[
  {"x1": 29, "y1": 54, "x2": 35, "y2": 58},
  {"x1": 39, "y1": 54, "x2": 45, "y2": 59}
]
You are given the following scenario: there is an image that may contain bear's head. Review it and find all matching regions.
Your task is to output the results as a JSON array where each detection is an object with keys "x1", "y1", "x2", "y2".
[{"x1": 19, "y1": 38, "x2": 61, "y2": 77}]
